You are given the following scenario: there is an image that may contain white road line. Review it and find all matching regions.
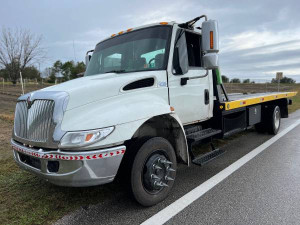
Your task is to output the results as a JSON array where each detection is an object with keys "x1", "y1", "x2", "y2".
[{"x1": 141, "y1": 120, "x2": 300, "y2": 225}]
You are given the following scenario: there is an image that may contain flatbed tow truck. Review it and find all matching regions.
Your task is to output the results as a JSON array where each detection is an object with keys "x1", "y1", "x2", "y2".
[{"x1": 11, "y1": 15, "x2": 297, "y2": 206}]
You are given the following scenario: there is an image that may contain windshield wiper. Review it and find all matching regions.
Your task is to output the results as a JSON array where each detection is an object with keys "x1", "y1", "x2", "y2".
[{"x1": 105, "y1": 70, "x2": 126, "y2": 73}]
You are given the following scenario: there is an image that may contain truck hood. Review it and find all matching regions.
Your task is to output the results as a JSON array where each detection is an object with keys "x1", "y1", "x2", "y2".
[{"x1": 41, "y1": 72, "x2": 154, "y2": 110}]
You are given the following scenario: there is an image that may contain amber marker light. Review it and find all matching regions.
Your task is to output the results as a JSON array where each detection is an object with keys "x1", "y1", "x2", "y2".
[
  {"x1": 85, "y1": 133, "x2": 93, "y2": 142},
  {"x1": 160, "y1": 22, "x2": 168, "y2": 25},
  {"x1": 210, "y1": 31, "x2": 214, "y2": 49},
  {"x1": 118, "y1": 31, "x2": 124, "y2": 35},
  {"x1": 170, "y1": 106, "x2": 175, "y2": 111},
  {"x1": 127, "y1": 28, "x2": 133, "y2": 32},
  {"x1": 111, "y1": 34, "x2": 116, "y2": 37}
]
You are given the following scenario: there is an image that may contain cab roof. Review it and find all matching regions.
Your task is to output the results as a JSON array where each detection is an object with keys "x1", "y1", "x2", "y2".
[{"x1": 98, "y1": 21, "x2": 177, "y2": 45}]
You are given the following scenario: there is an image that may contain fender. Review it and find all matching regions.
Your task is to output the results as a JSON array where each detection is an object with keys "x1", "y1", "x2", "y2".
[{"x1": 169, "y1": 113, "x2": 189, "y2": 165}]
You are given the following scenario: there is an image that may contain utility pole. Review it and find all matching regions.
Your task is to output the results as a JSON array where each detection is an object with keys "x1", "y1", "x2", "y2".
[
  {"x1": 73, "y1": 40, "x2": 77, "y2": 62},
  {"x1": 20, "y1": 72, "x2": 24, "y2": 95}
]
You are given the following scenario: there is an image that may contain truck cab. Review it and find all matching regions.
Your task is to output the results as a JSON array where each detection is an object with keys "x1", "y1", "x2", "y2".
[{"x1": 11, "y1": 16, "x2": 296, "y2": 206}]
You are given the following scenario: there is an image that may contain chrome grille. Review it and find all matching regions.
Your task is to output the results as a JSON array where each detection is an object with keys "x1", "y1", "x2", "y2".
[{"x1": 14, "y1": 100, "x2": 55, "y2": 142}]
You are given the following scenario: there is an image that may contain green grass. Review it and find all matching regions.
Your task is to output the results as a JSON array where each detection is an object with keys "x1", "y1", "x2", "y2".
[
  {"x1": 288, "y1": 85, "x2": 300, "y2": 113},
  {"x1": 0, "y1": 119, "x2": 124, "y2": 225}
]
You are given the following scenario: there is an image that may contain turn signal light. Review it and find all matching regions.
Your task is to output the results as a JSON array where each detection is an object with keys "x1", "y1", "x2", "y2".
[
  {"x1": 85, "y1": 133, "x2": 93, "y2": 142},
  {"x1": 210, "y1": 31, "x2": 214, "y2": 49}
]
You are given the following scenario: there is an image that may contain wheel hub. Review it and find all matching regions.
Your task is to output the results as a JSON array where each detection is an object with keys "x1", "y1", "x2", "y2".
[{"x1": 143, "y1": 153, "x2": 175, "y2": 193}]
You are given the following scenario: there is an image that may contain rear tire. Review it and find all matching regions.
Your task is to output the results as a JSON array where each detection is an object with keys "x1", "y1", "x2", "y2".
[
  {"x1": 255, "y1": 105, "x2": 281, "y2": 135},
  {"x1": 130, "y1": 137, "x2": 177, "y2": 207},
  {"x1": 266, "y1": 105, "x2": 281, "y2": 135}
]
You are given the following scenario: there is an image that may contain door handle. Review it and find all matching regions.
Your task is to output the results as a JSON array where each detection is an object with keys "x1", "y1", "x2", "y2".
[
  {"x1": 205, "y1": 89, "x2": 209, "y2": 105},
  {"x1": 180, "y1": 70, "x2": 209, "y2": 86}
]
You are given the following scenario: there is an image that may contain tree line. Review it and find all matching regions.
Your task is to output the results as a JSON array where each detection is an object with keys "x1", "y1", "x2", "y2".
[
  {"x1": 222, "y1": 75, "x2": 296, "y2": 84},
  {"x1": 44, "y1": 60, "x2": 85, "y2": 83},
  {"x1": 0, "y1": 27, "x2": 297, "y2": 85},
  {"x1": 0, "y1": 27, "x2": 85, "y2": 84}
]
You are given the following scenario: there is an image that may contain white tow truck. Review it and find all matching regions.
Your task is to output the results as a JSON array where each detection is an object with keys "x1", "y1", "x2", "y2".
[{"x1": 11, "y1": 16, "x2": 297, "y2": 206}]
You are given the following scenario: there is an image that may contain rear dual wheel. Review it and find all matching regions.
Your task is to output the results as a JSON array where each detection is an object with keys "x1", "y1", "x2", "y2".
[
  {"x1": 255, "y1": 105, "x2": 281, "y2": 135},
  {"x1": 130, "y1": 137, "x2": 177, "y2": 207}
]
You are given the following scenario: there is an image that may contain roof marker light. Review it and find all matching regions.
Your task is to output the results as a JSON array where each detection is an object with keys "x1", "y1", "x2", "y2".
[
  {"x1": 160, "y1": 22, "x2": 168, "y2": 25},
  {"x1": 118, "y1": 31, "x2": 124, "y2": 35},
  {"x1": 111, "y1": 34, "x2": 116, "y2": 37},
  {"x1": 127, "y1": 28, "x2": 133, "y2": 32}
]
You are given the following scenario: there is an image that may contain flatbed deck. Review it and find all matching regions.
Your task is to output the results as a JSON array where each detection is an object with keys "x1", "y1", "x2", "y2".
[{"x1": 221, "y1": 92, "x2": 297, "y2": 111}]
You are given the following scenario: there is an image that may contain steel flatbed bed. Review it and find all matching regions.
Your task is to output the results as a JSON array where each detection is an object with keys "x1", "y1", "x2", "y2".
[{"x1": 220, "y1": 92, "x2": 297, "y2": 111}]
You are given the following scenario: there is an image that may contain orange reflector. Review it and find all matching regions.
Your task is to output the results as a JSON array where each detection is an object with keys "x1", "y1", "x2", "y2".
[
  {"x1": 160, "y1": 22, "x2": 168, "y2": 25},
  {"x1": 111, "y1": 34, "x2": 116, "y2": 37},
  {"x1": 85, "y1": 134, "x2": 93, "y2": 142},
  {"x1": 210, "y1": 31, "x2": 214, "y2": 49},
  {"x1": 170, "y1": 106, "x2": 175, "y2": 111},
  {"x1": 127, "y1": 28, "x2": 133, "y2": 32},
  {"x1": 118, "y1": 31, "x2": 124, "y2": 35}
]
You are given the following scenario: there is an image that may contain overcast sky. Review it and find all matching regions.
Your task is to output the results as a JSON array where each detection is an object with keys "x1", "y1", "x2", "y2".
[{"x1": 1, "y1": 0, "x2": 300, "y2": 82}]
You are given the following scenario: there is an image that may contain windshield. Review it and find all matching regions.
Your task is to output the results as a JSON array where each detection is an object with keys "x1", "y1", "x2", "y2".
[{"x1": 85, "y1": 26, "x2": 172, "y2": 76}]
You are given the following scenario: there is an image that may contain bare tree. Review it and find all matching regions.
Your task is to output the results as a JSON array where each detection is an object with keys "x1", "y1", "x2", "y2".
[{"x1": 0, "y1": 27, "x2": 46, "y2": 84}]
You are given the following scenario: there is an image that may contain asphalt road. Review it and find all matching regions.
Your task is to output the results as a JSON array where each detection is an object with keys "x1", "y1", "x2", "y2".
[{"x1": 55, "y1": 110, "x2": 300, "y2": 225}]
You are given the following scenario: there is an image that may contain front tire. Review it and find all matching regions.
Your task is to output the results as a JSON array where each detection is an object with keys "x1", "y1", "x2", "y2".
[{"x1": 130, "y1": 137, "x2": 177, "y2": 207}]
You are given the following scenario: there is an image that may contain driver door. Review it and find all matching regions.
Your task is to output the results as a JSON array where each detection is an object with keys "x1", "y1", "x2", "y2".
[{"x1": 168, "y1": 28, "x2": 212, "y2": 125}]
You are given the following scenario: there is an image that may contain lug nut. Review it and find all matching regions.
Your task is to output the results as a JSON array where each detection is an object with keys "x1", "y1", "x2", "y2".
[
  {"x1": 154, "y1": 181, "x2": 169, "y2": 187},
  {"x1": 153, "y1": 165, "x2": 162, "y2": 170},
  {"x1": 167, "y1": 167, "x2": 175, "y2": 172},
  {"x1": 165, "y1": 176, "x2": 174, "y2": 181},
  {"x1": 151, "y1": 174, "x2": 160, "y2": 180},
  {"x1": 160, "y1": 159, "x2": 173, "y2": 165}
]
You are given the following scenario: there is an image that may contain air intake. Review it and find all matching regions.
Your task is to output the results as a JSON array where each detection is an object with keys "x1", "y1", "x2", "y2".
[{"x1": 123, "y1": 78, "x2": 155, "y2": 91}]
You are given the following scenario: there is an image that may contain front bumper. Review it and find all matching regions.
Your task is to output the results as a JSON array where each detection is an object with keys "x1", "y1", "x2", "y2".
[{"x1": 11, "y1": 139, "x2": 126, "y2": 187}]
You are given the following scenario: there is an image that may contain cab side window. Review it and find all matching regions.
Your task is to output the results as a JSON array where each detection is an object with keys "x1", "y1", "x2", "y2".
[
  {"x1": 173, "y1": 29, "x2": 202, "y2": 75},
  {"x1": 185, "y1": 31, "x2": 202, "y2": 67}
]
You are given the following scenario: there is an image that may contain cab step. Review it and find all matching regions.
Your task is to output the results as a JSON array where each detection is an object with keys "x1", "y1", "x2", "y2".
[
  {"x1": 186, "y1": 128, "x2": 222, "y2": 142},
  {"x1": 192, "y1": 148, "x2": 225, "y2": 166},
  {"x1": 184, "y1": 125, "x2": 202, "y2": 136}
]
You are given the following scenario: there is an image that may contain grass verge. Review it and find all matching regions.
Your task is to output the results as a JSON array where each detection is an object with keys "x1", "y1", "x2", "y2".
[{"x1": 0, "y1": 118, "x2": 124, "y2": 225}]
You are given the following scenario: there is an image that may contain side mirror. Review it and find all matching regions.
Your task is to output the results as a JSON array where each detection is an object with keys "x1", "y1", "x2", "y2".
[
  {"x1": 85, "y1": 55, "x2": 91, "y2": 67},
  {"x1": 173, "y1": 43, "x2": 189, "y2": 75},
  {"x1": 173, "y1": 47, "x2": 183, "y2": 75},
  {"x1": 201, "y1": 20, "x2": 219, "y2": 69},
  {"x1": 203, "y1": 53, "x2": 219, "y2": 69},
  {"x1": 201, "y1": 20, "x2": 219, "y2": 53},
  {"x1": 85, "y1": 49, "x2": 94, "y2": 68}
]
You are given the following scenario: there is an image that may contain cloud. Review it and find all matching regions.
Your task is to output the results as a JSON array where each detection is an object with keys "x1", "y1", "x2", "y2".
[{"x1": 1, "y1": 0, "x2": 300, "y2": 81}]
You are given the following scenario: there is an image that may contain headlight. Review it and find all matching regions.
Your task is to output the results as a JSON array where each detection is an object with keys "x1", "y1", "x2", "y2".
[{"x1": 59, "y1": 126, "x2": 114, "y2": 148}]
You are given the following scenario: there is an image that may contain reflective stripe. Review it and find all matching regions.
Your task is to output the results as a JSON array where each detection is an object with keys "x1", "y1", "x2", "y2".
[{"x1": 12, "y1": 142, "x2": 125, "y2": 161}]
